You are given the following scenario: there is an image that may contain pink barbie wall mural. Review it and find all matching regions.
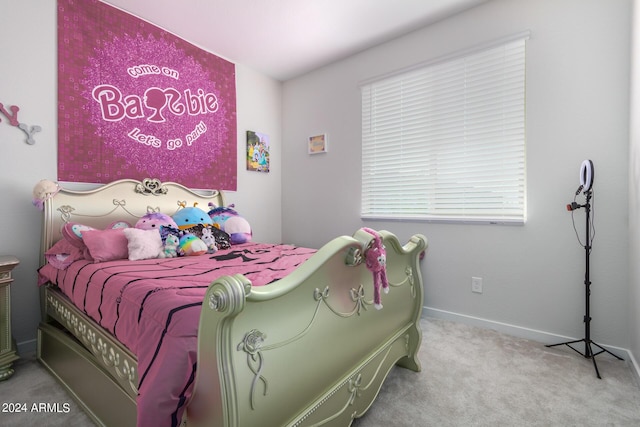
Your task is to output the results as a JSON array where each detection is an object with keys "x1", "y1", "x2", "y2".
[{"x1": 57, "y1": 0, "x2": 237, "y2": 190}]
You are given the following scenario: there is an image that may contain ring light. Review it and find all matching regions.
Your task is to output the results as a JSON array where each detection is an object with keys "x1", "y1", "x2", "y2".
[{"x1": 579, "y1": 159, "x2": 594, "y2": 193}]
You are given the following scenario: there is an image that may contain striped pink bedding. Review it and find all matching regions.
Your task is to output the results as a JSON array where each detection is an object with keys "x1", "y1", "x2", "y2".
[{"x1": 38, "y1": 243, "x2": 316, "y2": 427}]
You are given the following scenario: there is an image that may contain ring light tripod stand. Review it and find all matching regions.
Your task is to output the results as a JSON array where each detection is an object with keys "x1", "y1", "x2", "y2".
[{"x1": 546, "y1": 160, "x2": 623, "y2": 379}]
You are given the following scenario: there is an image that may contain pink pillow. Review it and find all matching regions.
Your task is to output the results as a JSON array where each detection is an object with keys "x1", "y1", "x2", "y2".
[
  {"x1": 62, "y1": 222, "x2": 95, "y2": 248},
  {"x1": 82, "y1": 228, "x2": 129, "y2": 262},
  {"x1": 61, "y1": 221, "x2": 132, "y2": 261},
  {"x1": 61, "y1": 222, "x2": 94, "y2": 260},
  {"x1": 44, "y1": 238, "x2": 86, "y2": 269}
]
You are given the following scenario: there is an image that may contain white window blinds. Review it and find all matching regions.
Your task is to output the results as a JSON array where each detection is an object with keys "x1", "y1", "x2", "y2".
[{"x1": 361, "y1": 35, "x2": 528, "y2": 224}]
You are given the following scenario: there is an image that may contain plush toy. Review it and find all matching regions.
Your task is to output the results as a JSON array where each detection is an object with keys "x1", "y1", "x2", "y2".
[
  {"x1": 172, "y1": 202, "x2": 213, "y2": 230},
  {"x1": 159, "y1": 233, "x2": 180, "y2": 258},
  {"x1": 135, "y1": 211, "x2": 179, "y2": 231},
  {"x1": 32, "y1": 179, "x2": 60, "y2": 210},
  {"x1": 207, "y1": 204, "x2": 252, "y2": 244},
  {"x1": 199, "y1": 227, "x2": 218, "y2": 253},
  {"x1": 179, "y1": 233, "x2": 208, "y2": 256},
  {"x1": 159, "y1": 225, "x2": 180, "y2": 244},
  {"x1": 189, "y1": 224, "x2": 231, "y2": 250},
  {"x1": 362, "y1": 227, "x2": 388, "y2": 310}
]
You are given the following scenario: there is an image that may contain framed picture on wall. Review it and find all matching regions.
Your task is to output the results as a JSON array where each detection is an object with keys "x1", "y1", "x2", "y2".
[
  {"x1": 308, "y1": 133, "x2": 328, "y2": 154},
  {"x1": 246, "y1": 130, "x2": 270, "y2": 172}
]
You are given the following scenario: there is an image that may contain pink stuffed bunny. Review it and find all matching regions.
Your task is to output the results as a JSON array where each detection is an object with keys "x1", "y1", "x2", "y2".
[{"x1": 362, "y1": 227, "x2": 388, "y2": 309}]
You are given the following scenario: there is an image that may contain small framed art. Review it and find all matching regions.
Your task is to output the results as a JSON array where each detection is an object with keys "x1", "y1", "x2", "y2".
[
  {"x1": 246, "y1": 130, "x2": 270, "y2": 172},
  {"x1": 308, "y1": 133, "x2": 327, "y2": 154}
]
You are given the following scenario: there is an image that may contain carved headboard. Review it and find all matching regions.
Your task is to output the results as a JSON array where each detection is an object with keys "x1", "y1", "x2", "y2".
[{"x1": 40, "y1": 178, "x2": 225, "y2": 262}]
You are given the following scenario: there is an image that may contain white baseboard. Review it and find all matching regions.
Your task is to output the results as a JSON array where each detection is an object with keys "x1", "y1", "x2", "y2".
[
  {"x1": 628, "y1": 349, "x2": 640, "y2": 388},
  {"x1": 422, "y1": 306, "x2": 640, "y2": 382}
]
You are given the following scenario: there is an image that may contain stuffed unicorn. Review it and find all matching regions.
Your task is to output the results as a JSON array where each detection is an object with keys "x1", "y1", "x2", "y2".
[
  {"x1": 362, "y1": 227, "x2": 389, "y2": 310},
  {"x1": 159, "y1": 233, "x2": 180, "y2": 258}
]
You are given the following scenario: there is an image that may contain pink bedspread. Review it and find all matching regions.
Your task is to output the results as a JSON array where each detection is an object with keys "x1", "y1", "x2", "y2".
[{"x1": 38, "y1": 243, "x2": 316, "y2": 427}]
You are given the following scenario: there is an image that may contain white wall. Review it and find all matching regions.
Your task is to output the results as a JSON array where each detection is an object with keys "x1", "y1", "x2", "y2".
[
  {"x1": 629, "y1": 0, "x2": 640, "y2": 374},
  {"x1": 0, "y1": 1, "x2": 283, "y2": 354},
  {"x1": 282, "y1": 0, "x2": 633, "y2": 350}
]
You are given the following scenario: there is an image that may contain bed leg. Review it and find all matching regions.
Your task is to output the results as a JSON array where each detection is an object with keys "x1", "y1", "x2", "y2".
[{"x1": 395, "y1": 323, "x2": 422, "y2": 372}]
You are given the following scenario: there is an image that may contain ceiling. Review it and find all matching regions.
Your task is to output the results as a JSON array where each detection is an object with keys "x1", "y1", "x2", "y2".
[{"x1": 103, "y1": 0, "x2": 487, "y2": 82}]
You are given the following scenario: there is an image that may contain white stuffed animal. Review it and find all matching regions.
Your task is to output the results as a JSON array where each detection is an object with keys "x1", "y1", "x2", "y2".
[
  {"x1": 32, "y1": 179, "x2": 60, "y2": 210},
  {"x1": 200, "y1": 227, "x2": 218, "y2": 253}
]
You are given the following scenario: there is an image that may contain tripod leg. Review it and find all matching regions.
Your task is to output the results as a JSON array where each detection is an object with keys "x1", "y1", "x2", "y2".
[
  {"x1": 586, "y1": 341, "x2": 601, "y2": 379},
  {"x1": 546, "y1": 338, "x2": 582, "y2": 349},
  {"x1": 591, "y1": 341, "x2": 625, "y2": 361}
]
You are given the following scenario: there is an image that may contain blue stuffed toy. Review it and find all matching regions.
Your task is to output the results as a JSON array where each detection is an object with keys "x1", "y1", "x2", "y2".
[{"x1": 172, "y1": 202, "x2": 213, "y2": 230}]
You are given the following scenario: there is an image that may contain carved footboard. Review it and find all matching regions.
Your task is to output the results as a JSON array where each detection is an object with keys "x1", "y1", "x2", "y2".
[{"x1": 187, "y1": 229, "x2": 427, "y2": 427}]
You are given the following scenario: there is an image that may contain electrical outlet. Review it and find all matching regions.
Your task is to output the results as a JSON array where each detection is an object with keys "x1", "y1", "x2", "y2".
[{"x1": 471, "y1": 277, "x2": 483, "y2": 294}]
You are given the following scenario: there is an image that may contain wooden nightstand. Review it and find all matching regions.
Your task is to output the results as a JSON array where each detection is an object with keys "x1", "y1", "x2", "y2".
[{"x1": 0, "y1": 256, "x2": 19, "y2": 381}]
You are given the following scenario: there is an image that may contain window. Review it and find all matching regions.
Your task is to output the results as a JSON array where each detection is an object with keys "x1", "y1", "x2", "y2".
[{"x1": 361, "y1": 34, "x2": 528, "y2": 224}]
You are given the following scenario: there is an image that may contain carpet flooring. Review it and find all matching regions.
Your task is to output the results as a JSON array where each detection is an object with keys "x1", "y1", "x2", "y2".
[{"x1": 1, "y1": 317, "x2": 639, "y2": 426}]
